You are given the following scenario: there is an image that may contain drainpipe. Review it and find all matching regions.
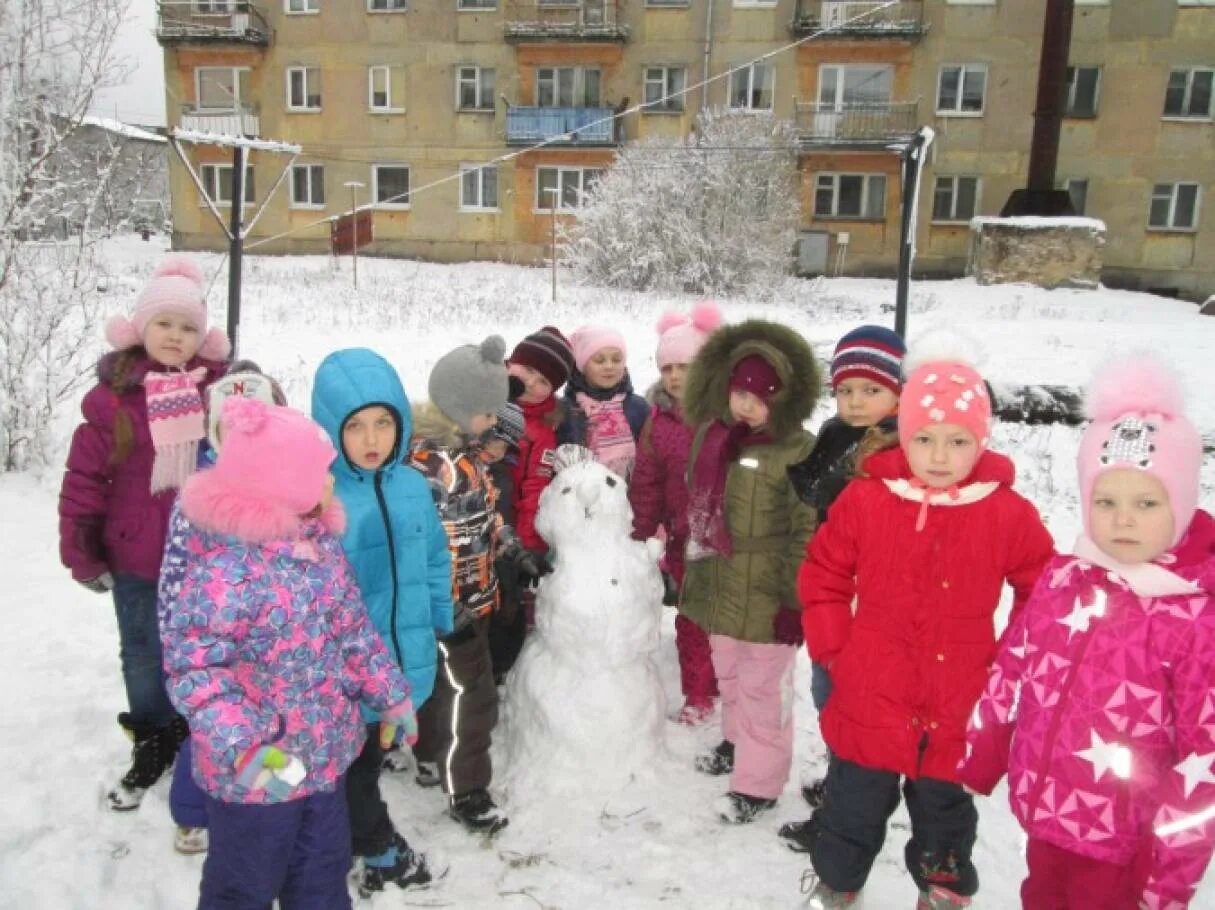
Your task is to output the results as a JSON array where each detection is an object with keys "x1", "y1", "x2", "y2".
[{"x1": 701, "y1": 0, "x2": 715, "y2": 112}]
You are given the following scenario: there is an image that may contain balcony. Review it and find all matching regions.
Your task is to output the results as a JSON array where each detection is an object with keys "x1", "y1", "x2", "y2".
[
  {"x1": 505, "y1": 106, "x2": 618, "y2": 145},
  {"x1": 795, "y1": 101, "x2": 919, "y2": 148},
  {"x1": 505, "y1": 0, "x2": 628, "y2": 42},
  {"x1": 178, "y1": 106, "x2": 260, "y2": 138},
  {"x1": 156, "y1": 1, "x2": 272, "y2": 47},
  {"x1": 790, "y1": 1, "x2": 924, "y2": 39}
]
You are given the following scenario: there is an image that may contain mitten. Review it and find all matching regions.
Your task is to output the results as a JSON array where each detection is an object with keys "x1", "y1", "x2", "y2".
[
  {"x1": 772, "y1": 607, "x2": 804, "y2": 647},
  {"x1": 661, "y1": 571, "x2": 680, "y2": 607},
  {"x1": 379, "y1": 697, "x2": 418, "y2": 750},
  {"x1": 235, "y1": 745, "x2": 304, "y2": 801},
  {"x1": 516, "y1": 548, "x2": 553, "y2": 589},
  {"x1": 79, "y1": 571, "x2": 115, "y2": 594}
]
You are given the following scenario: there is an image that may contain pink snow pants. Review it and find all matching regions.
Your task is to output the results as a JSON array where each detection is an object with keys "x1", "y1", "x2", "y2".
[
  {"x1": 1021, "y1": 838, "x2": 1151, "y2": 910},
  {"x1": 709, "y1": 634, "x2": 796, "y2": 800}
]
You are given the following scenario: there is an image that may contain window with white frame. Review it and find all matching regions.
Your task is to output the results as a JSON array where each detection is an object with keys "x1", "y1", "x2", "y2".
[
  {"x1": 813, "y1": 174, "x2": 886, "y2": 219},
  {"x1": 460, "y1": 164, "x2": 499, "y2": 211},
  {"x1": 643, "y1": 66, "x2": 685, "y2": 112},
  {"x1": 1149, "y1": 182, "x2": 1200, "y2": 230},
  {"x1": 645, "y1": 0, "x2": 688, "y2": 7},
  {"x1": 285, "y1": 0, "x2": 319, "y2": 13},
  {"x1": 932, "y1": 176, "x2": 981, "y2": 222},
  {"x1": 368, "y1": 66, "x2": 403, "y2": 112},
  {"x1": 194, "y1": 0, "x2": 234, "y2": 13},
  {"x1": 536, "y1": 167, "x2": 601, "y2": 211},
  {"x1": 1163, "y1": 68, "x2": 1213, "y2": 118},
  {"x1": 200, "y1": 163, "x2": 255, "y2": 206},
  {"x1": 368, "y1": 0, "x2": 406, "y2": 10},
  {"x1": 372, "y1": 164, "x2": 410, "y2": 208},
  {"x1": 537, "y1": 68, "x2": 601, "y2": 108},
  {"x1": 458, "y1": 0, "x2": 496, "y2": 9},
  {"x1": 1065, "y1": 66, "x2": 1101, "y2": 117},
  {"x1": 1062, "y1": 178, "x2": 1088, "y2": 215},
  {"x1": 196, "y1": 67, "x2": 249, "y2": 110},
  {"x1": 286, "y1": 66, "x2": 322, "y2": 111},
  {"x1": 945, "y1": 0, "x2": 994, "y2": 4},
  {"x1": 937, "y1": 64, "x2": 987, "y2": 115},
  {"x1": 734, "y1": 0, "x2": 775, "y2": 9},
  {"x1": 729, "y1": 63, "x2": 774, "y2": 111},
  {"x1": 818, "y1": 64, "x2": 894, "y2": 107},
  {"x1": 290, "y1": 164, "x2": 325, "y2": 208},
  {"x1": 457, "y1": 66, "x2": 495, "y2": 110}
]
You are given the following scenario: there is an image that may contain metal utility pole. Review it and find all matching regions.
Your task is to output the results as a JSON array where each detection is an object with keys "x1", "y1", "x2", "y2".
[
  {"x1": 227, "y1": 145, "x2": 246, "y2": 352},
  {"x1": 894, "y1": 127, "x2": 934, "y2": 339},
  {"x1": 548, "y1": 188, "x2": 559, "y2": 304},
  {"x1": 344, "y1": 181, "x2": 365, "y2": 290}
]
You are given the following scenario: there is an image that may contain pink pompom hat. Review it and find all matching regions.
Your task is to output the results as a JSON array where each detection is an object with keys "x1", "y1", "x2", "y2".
[
  {"x1": 1077, "y1": 354, "x2": 1202, "y2": 546},
  {"x1": 105, "y1": 254, "x2": 230, "y2": 360},
  {"x1": 897, "y1": 331, "x2": 992, "y2": 452},
  {"x1": 655, "y1": 301, "x2": 723, "y2": 369}
]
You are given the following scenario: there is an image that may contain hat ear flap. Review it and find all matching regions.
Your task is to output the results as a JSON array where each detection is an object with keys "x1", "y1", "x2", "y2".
[
  {"x1": 199, "y1": 327, "x2": 232, "y2": 361},
  {"x1": 104, "y1": 316, "x2": 141, "y2": 351}
]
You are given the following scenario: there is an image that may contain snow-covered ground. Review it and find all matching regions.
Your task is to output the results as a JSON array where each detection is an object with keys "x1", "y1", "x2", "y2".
[{"x1": 2, "y1": 236, "x2": 1213, "y2": 909}]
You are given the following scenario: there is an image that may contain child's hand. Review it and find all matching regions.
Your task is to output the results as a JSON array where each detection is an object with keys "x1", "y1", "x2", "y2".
[
  {"x1": 380, "y1": 697, "x2": 418, "y2": 750},
  {"x1": 515, "y1": 549, "x2": 552, "y2": 588},
  {"x1": 772, "y1": 607, "x2": 804, "y2": 646},
  {"x1": 78, "y1": 572, "x2": 114, "y2": 593},
  {"x1": 235, "y1": 745, "x2": 304, "y2": 802}
]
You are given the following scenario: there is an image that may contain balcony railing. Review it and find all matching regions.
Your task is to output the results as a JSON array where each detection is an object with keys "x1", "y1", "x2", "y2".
[
  {"x1": 795, "y1": 101, "x2": 919, "y2": 147},
  {"x1": 156, "y1": 1, "x2": 272, "y2": 46},
  {"x1": 179, "y1": 105, "x2": 260, "y2": 138},
  {"x1": 791, "y1": 1, "x2": 924, "y2": 39},
  {"x1": 505, "y1": 0, "x2": 628, "y2": 42},
  {"x1": 505, "y1": 106, "x2": 618, "y2": 145}
]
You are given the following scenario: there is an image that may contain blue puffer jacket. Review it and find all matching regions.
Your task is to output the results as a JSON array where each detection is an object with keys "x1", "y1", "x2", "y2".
[{"x1": 312, "y1": 349, "x2": 454, "y2": 715}]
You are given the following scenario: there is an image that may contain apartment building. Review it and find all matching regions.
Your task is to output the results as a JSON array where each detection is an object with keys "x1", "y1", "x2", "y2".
[{"x1": 158, "y1": 0, "x2": 1214, "y2": 300}]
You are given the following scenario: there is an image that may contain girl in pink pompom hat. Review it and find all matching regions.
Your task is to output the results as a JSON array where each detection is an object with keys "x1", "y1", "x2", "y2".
[{"x1": 58, "y1": 254, "x2": 230, "y2": 811}]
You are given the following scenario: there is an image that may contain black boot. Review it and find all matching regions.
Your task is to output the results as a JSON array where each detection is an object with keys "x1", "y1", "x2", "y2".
[
  {"x1": 107, "y1": 713, "x2": 176, "y2": 811},
  {"x1": 694, "y1": 739, "x2": 735, "y2": 776},
  {"x1": 354, "y1": 833, "x2": 433, "y2": 897},
  {"x1": 449, "y1": 788, "x2": 509, "y2": 835}
]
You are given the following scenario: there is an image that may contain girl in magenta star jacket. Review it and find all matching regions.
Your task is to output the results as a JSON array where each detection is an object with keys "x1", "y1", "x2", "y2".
[{"x1": 960, "y1": 355, "x2": 1215, "y2": 910}]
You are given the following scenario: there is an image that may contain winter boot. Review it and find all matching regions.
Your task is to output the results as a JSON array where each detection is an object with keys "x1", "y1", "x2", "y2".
[
  {"x1": 449, "y1": 788, "x2": 509, "y2": 836},
  {"x1": 353, "y1": 833, "x2": 432, "y2": 898},
  {"x1": 675, "y1": 696, "x2": 716, "y2": 726},
  {"x1": 107, "y1": 713, "x2": 175, "y2": 811},
  {"x1": 414, "y1": 760, "x2": 441, "y2": 788},
  {"x1": 778, "y1": 817, "x2": 817, "y2": 853},
  {"x1": 804, "y1": 880, "x2": 861, "y2": 909},
  {"x1": 915, "y1": 886, "x2": 971, "y2": 909},
  {"x1": 694, "y1": 739, "x2": 735, "y2": 776},
  {"x1": 715, "y1": 791, "x2": 776, "y2": 824},
  {"x1": 382, "y1": 744, "x2": 412, "y2": 774},
  {"x1": 802, "y1": 778, "x2": 827, "y2": 809},
  {"x1": 174, "y1": 826, "x2": 209, "y2": 855}
]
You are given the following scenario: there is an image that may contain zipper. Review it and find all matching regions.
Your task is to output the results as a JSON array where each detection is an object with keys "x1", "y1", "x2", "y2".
[{"x1": 374, "y1": 470, "x2": 405, "y2": 667}]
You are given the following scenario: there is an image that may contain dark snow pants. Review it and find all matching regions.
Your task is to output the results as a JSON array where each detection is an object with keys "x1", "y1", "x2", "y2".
[
  {"x1": 345, "y1": 723, "x2": 396, "y2": 858},
  {"x1": 199, "y1": 783, "x2": 351, "y2": 910},
  {"x1": 414, "y1": 617, "x2": 498, "y2": 798},
  {"x1": 809, "y1": 757, "x2": 979, "y2": 898},
  {"x1": 170, "y1": 736, "x2": 208, "y2": 828}
]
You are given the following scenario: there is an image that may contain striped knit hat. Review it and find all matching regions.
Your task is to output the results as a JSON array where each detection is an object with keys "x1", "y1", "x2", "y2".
[
  {"x1": 508, "y1": 326, "x2": 575, "y2": 391},
  {"x1": 491, "y1": 402, "x2": 526, "y2": 448},
  {"x1": 831, "y1": 325, "x2": 906, "y2": 394}
]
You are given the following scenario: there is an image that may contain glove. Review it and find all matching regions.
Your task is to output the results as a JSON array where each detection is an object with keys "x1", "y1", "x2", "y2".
[
  {"x1": 661, "y1": 571, "x2": 680, "y2": 607},
  {"x1": 379, "y1": 697, "x2": 418, "y2": 750},
  {"x1": 516, "y1": 548, "x2": 553, "y2": 589},
  {"x1": 773, "y1": 607, "x2": 804, "y2": 647},
  {"x1": 235, "y1": 745, "x2": 304, "y2": 802},
  {"x1": 79, "y1": 571, "x2": 115, "y2": 594}
]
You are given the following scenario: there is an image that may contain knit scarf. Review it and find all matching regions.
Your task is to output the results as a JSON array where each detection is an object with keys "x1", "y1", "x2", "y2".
[
  {"x1": 1063, "y1": 534, "x2": 1201, "y2": 598},
  {"x1": 686, "y1": 419, "x2": 772, "y2": 561},
  {"x1": 576, "y1": 391, "x2": 636, "y2": 480},
  {"x1": 144, "y1": 367, "x2": 208, "y2": 494}
]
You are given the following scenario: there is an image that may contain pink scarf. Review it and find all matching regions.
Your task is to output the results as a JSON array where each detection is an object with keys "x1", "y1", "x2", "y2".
[
  {"x1": 144, "y1": 367, "x2": 207, "y2": 493},
  {"x1": 576, "y1": 391, "x2": 636, "y2": 480}
]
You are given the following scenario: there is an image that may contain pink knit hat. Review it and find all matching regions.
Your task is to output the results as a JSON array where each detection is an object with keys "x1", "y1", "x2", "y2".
[
  {"x1": 898, "y1": 335, "x2": 992, "y2": 451},
  {"x1": 212, "y1": 397, "x2": 336, "y2": 515},
  {"x1": 105, "y1": 255, "x2": 230, "y2": 360},
  {"x1": 570, "y1": 325, "x2": 627, "y2": 372},
  {"x1": 655, "y1": 301, "x2": 723, "y2": 369},
  {"x1": 1078, "y1": 354, "x2": 1202, "y2": 546}
]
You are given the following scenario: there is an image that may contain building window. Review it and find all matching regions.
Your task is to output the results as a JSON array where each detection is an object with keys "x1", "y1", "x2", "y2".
[
  {"x1": 286, "y1": 66, "x2": 322, "y2": 111},
  {"x1": 368, "y1": 0, "x2": 406, "y2": 10},
  {"x1": 945, "y1": 0, "x2": 995, "y2": 4},
  {"x1": 290, "y1": 164, "x2": 325, "y2": 209},
  {"x1": 643, "y1": 67, "x2": 686, "y2": 112},
  {"x1": 932, "y1": 176, "x2": 981, "y2": 222},
  {"x1": 460, "y1": 164, "x2": 499, "y2": 211},
  {"x1": 195, "y1": 0, "x2": 235, "y2": 13},
  {"x1": 457, "y1": 66, "x2": 495, "y2": 110},
  {"x1": 368, "y1": 66, "x2": 403, "y2": 112},
  {"x1": 372, "y1": 165, "x2": 411, "y2": 208},
  {"x1": 1062, "y1": 178, "x2": 1088, "y2": 215},
  {"x1": 734, "y1": 0, "x2": 776, "y2": 8},
  {"x1": 729, "y1": 63, "x2": 774, "y2": 111},
  {"x1": 1163, "y1": 68, "x2": 1213, "y2": 119},
  {"x1": 537, "y1": 68, "x2": 601, "y2": 108},
  {"x1": 645, "y1": 0, "x2": 688, "y2": 7},
  {"x1": 458, "y1": 0, "x2": 496, "y2": 8},
  {"x1": 536, "y1": 167, "x2": 602, "y2": 211},
  {"x1": 1064, "y1": 66, "x2": 1101, "y2": 117},
  {"x1": 196, "y1": 67, "x2": 249, "y2": 110},
  {"x1": 819, "y1": 64, "x2": 894, "y2": 107},
  {"x1": 200, "y1": 163, "x2": 255, "y2": 206},
  {"x1": 937, "y1": 64, "x2": 987, "y2": 115},
  {"x1": 1148, "y1": 182, "x2": 1200, "y2": 231},
  {"x1": 285, "y1": 0, "x2": 319, "y2": 13},
  {"x1": 813, "y1": 174, "x2": 886, "y2": 219}
]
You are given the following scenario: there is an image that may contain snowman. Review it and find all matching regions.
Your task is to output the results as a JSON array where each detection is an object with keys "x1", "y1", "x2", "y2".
[{"x1": 501, "y1": 445, "x2": 667, "y2": 808}]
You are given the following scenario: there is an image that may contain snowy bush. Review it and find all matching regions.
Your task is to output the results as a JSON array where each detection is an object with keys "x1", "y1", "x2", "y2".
[{"x1": 563, "y1": 108, "x2": 800, "y2": 296}]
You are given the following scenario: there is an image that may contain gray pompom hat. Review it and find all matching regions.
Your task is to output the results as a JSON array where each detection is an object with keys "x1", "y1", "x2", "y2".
[{"x1": 428, "y1": 335, "x2": 510, "y2": 432}]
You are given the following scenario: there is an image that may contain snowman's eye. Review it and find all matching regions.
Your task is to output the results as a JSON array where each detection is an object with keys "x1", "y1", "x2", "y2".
[
  {"x1": 605, "y1": 476, "x2": 617, "y2": 488},
  {"x1": 561, "y1": 486, "x2": 571, "y2": 495}
]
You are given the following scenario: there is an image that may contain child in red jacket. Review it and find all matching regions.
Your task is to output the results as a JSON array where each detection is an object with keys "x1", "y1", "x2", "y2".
[
  {"x1": 960, "y1": 355, "x2": 1214, "y2": 910},
  {"x1": 798, "y1": 339, "x2": 1054, "y2": 910}
]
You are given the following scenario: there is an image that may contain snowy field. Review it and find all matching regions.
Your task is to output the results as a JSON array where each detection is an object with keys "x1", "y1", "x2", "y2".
[{"x1": 1, "y1": 236, "x2": 1213, "y2": 909}]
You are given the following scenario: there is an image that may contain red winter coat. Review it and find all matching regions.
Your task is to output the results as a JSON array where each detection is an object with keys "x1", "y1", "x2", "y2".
[
  {"x1": 628, "y1": 386, "x2": 692, "y2": 583},
  {"x1": 960, "y1": 511, "x2": 1215, "y2": 910},
  {"x1": 511, "y1": 396, "x2": 561, "y2": 551},
  {"x1": 798, "y1": 446, "x2": 1054, "y2": 781}
]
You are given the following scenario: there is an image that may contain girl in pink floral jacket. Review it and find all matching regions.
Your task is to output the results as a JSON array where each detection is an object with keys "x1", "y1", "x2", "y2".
[
  {"x1": 161, "y1": 396, "x2": 414, "y2": 910},
  {"x1": 960, "y1": 355, "x2": 1215, "y2": 910}
]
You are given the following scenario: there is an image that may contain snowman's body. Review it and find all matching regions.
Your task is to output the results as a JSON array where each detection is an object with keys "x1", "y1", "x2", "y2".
[{"x1": 502, "y1": 446, "x2": 667, "y2": 805}]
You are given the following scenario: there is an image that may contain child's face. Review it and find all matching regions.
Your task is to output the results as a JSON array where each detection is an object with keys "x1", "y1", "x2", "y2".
[
  {"x1": 144, "y1": 313, "x2": 202, "y2": 368},
  {"x1": 467, "y1": 413, "x2": 497, "y2": 435},
  {"x1": 661, "y1": 363, "x2": 689, "y2": 401},
  {"x1": 342, "y1": 405, "x2": 397, "y2": 471},
  {"x1": 1089, "y1": 469, "x2": 1175, "y2": 564},
  {"x1": 584, "y1": 347, "x2": 626, "y2": 390},
  {"x1": 834, "y1": 378, "x2": 899, "y2": 429},
  {"x1": 728, "y1": 389, "x2": 770, "y2": 430},
  {"x1": 905, "y1": 422, "x2": 980, "y2": 488},
  {"x1": 509, "y1": 363, "x2": 553, "y2": 405},
  {"x1": 481, "y1": 438, "x2": 508, "y2": 463}
]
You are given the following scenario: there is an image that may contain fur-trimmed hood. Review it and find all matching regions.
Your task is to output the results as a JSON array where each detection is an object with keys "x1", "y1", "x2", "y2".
[
  {"x1": 181, "y1": 468, "x2": 347, "y2": 544},
  {"x1": 683, "y1": 319, "x2": 820, "y2": 440},
  {"x1": 644, "y1": 381, "x2": 680, "y2": 415},
  {"x1": 410, "y1": 399, "x2": 473, "y2": 451}
]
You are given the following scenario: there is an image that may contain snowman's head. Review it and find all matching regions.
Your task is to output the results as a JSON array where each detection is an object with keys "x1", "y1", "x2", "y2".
[{"x1": 536, "y1": 444, "x2": 633, "y2": 547}]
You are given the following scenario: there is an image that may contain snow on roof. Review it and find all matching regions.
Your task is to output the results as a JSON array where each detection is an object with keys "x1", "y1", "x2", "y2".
[
  {"x1": 170, "y1": 128, "x2": 302, "y2": 154},
  {"x1": 970, "y1": 215, "x2": 1107, "y2": 231},
  {"x1": 80, "y1": 115, "x2": 166, "y2": 144}
]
